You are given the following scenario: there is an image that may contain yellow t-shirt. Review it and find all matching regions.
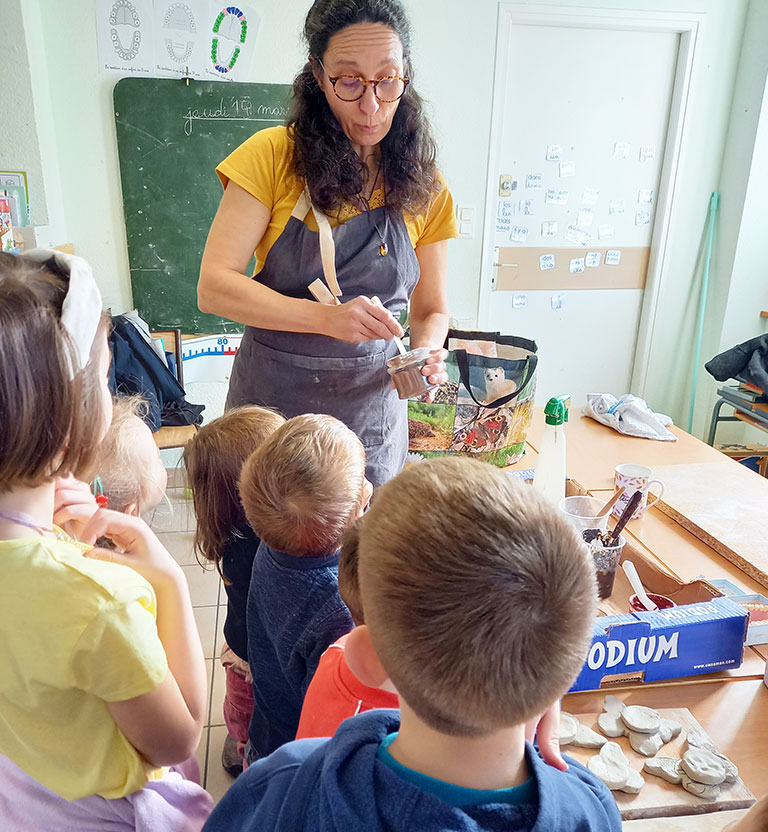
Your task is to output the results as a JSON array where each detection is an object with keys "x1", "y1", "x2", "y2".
[
  {"x1": 216, "y1": 125, "x2": 459, "y2": 275},
  {"x1": 0, "y1": 536, "x2": 168, "y2": 801}
]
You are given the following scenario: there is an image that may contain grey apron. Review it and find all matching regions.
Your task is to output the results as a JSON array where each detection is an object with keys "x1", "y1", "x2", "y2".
[{"x1": 226, "y1": 191, "x2": 420, "y2": 486}]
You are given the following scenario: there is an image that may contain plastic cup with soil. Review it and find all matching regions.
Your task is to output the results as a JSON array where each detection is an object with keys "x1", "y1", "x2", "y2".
[
  {"x1": 560, "y1": 496, "x2": 611, "y2": 535},
  {"x1": 387, "y1": 347, "x2": 438, "y2": 400},
  {"x1": 583, "y1": 528, "x2": 627, "y2": 600}
]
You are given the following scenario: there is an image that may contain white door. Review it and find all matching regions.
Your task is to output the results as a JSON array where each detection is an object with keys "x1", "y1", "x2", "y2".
[{"x1": 479, "y1": 6, "x2": 695, "y2": 404}]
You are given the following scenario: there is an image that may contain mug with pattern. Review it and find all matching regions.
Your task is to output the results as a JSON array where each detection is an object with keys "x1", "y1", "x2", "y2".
[{"x1": 612, "y1": 463, "x2": 664, "y2": 520}]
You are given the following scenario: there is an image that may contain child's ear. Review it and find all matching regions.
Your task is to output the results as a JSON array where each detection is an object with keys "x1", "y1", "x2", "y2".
[
  {"x1": 345, "y1": 625, "x2": 393, "y2": 690},
  {"x1": 359, "y1": 478, "x2": 374, "y2": 516}
]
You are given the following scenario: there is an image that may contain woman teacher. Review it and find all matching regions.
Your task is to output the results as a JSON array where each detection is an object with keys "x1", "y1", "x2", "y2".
[{"x1": 198, "y1": 0, "x2": 458, "y2": 486}]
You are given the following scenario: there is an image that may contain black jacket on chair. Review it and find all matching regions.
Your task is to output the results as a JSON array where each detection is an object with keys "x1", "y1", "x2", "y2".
[
  {"x1": 705, "y1": 334, "x2": 768, "y2": 393},
  {"x1": 108, "y1": 315, "x2": 204, "y2": 431}
]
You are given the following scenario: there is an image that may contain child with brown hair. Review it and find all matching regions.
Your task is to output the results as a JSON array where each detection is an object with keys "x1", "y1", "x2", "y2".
[
  {"x1": 237, "y1": 413, "x2": 372, "y2": 763},
  {"x1": 295, "y1": 520, "x2": 398, "y2": 740},
  {"x1": 183, "y1": 406, "x2": 286, "y2": 772},
  {"x1": 204, "y1": 456, "x2": 621, "y2": 832},
  {"x1": 0, "y1": 251, "x2": 211, "y2": 831}
]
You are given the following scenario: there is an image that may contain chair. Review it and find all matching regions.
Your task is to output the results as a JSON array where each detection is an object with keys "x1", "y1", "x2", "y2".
[{"x1": 149, "y1": 329, "x2": 198, "y2": 450}]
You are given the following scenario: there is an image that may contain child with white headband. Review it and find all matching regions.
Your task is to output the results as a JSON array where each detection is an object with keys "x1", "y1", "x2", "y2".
[{"x1": 0, "y1": 251, "x2": 212, "y2": 831}]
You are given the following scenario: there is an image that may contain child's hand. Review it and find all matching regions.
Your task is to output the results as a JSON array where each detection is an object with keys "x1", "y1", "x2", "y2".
[
  {"x1": 81, "y1": 509, "x2": 182, "y2": 589},
  {"x1": 53, "y1": 475, "x2": 99, "y2": 538},
  {"x1": 526, "y1": 701, "x2": 568, "y2": 772}
]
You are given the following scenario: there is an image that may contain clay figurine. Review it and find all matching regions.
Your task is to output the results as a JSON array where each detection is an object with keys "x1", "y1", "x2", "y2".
[{"x1": 643, "y1": 757, "x2": 683, "y2": 785}]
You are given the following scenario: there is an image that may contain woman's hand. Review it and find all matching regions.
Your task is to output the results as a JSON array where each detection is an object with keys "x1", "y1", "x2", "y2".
[
  {"x1": 421, "y1": 348, "x2": 448, "y2": 403},
  {"x1": 80, "y1": 509, "x2": 182, "y2": 590},
  {"x1": 321, "y1": 296, "x2": 404, "y2": 343},
  {"x1": 53, "y1": 476, "x2": 100, "y2": 539},
  {"x1": 525, "y1": 701, "x2": 568, "y2": 772}
]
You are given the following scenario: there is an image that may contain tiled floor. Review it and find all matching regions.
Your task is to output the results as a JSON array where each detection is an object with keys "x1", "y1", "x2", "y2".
[{"x1": 148, "y1": 472, "x2": 237, "y2": 804}]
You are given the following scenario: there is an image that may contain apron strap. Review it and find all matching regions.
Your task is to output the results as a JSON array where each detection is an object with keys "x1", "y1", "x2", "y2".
[
  {"x1": 311, "y1": 200, "x2": 342, "y2": 299},
  {"x1": 291, "y1": 186, "x2": 342, "y2": 300}
]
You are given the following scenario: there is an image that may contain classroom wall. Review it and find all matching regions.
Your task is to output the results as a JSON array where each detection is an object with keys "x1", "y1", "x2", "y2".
[
  {"x1": 10, "y1": 0, "x2": 766, "y2": 434},
  {"x1": 0, "y1": 1, "x2": 49, "y2": 226}
]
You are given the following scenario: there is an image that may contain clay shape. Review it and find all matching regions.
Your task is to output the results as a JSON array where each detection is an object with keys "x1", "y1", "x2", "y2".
[
  {"x1": 658, "y1": 718, "x2": 683, "y2": 744},
  {"x1": 643, "y1": 757, "x2": 683, "y2": 785},
  {"x1": 572, "y1": 724, "x2": 607, "y2": 749},
  {"x1": 680, "y1": 748, "x2": 727, "y2": 785},
  {"x1": 716, "y1": 754, "x2": 739, "y2": 784},
  {"x1": 628, "y1": 729, "x2": 664, "y2": 758},
  {"x1": 597, "y1": 711, "x2": 626, "y2": 738},
  {"x1": 687, "y1": 730, "x2": 719, "y2": 755},
  {"x1": 680, "y1": 771, "x2": 721, "y2": 800},
  {"x1": 603, "y1": 695, "x2": 626, "y2": 715},
  {"x1": 588, "y1": 742, "x2": 632, "y2": 790},
  {"x1": 619, "y1": 767, "x2": 645, "y2": 794},
  {"x1": 559, "y1": 712, "x2": 579, "y2": 746},
  {"x1": 621, "y1": 705, "x2": 661, "y2": 734}
]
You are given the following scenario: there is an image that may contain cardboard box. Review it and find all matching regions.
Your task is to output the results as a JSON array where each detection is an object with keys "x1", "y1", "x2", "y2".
[{"x1": 570, "y1": 597, "x2": 749, "y2": 691}]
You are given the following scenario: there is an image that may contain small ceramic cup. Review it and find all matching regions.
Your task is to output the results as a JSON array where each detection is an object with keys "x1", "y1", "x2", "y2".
[{"x1": 612, "y1": 464, "x2": 665, "y2": 520}]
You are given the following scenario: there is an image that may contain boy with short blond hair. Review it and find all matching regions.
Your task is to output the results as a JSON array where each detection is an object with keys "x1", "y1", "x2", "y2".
[
  {"x1": 208, "y1": 456, "x2": 622, "y2": 831},
  {"x1": 238, "y1": 413, "x2": 371, "y2": 762}
]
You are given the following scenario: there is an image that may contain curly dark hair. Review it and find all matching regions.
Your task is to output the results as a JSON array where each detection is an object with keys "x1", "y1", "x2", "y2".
[{"x1": 287, "y1": 0, "x2": 439, "y2": 216}]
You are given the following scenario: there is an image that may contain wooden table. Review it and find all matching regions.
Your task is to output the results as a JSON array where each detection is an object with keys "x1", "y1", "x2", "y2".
[{"x1": 521, "y1": 409, "x2": 768, "y2": 813}]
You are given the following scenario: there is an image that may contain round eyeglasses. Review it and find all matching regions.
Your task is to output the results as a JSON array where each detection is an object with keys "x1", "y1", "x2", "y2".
[{"x1": 318, "y1": 60, "x2": 409, "y2": 103}]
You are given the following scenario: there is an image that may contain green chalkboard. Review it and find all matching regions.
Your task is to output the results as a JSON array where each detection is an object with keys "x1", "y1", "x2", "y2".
[{"x1": 114, "y1": 77, "x2": 292, "y2": 333}]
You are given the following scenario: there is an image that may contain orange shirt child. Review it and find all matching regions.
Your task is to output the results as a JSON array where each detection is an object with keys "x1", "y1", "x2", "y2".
[{"x1": 296, "y1": 634, "x2": 398, "y2": 740}]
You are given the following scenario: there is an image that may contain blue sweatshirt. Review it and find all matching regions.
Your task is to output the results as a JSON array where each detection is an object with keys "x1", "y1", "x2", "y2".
[
  {"x1": 246, "y1": 542, "x2": 354, "y2": 758},
  {"x1": 204, "y1": 710, "x2": 622, "y2": 832}
]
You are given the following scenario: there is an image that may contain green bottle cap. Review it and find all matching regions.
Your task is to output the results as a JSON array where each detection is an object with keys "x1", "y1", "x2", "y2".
[{"x1": 544, "y1": 395, "x2": 571, "y2": 426}]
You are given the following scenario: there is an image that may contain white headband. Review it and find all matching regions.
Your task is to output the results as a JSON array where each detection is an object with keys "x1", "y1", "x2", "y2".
[{"x1": 21, "y1": 248, "x2": 103, "y2": 375}]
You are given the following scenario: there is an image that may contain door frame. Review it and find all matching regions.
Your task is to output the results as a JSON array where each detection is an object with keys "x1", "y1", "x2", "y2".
[{"x1": 477, "y1": 3, "x2": 705, "y2": 398}]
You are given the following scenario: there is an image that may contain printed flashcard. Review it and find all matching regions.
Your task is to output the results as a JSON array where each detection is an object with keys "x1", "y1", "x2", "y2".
[
  {"x1": 612, "y1": 142, "x2": 631, "y2": 160},
  {"x1": 608, "y1": 200, "x2": 625, "y2": 216},
  {"x1": 565, "y1": 225, "x2": 590, "y2": 246},
  {"x1": 559, "y1": 160, "x2": 576, "y2": 178},
  {"x1": 605, "y1": 250, "x2": 622, "y2": 265},
  {"x1": 498, "y1": 200, "x2": 513, "y2": 218},
  {"x1": 541, "y1": 221, "x2": 558, "y2": 238},
  {"x1": 526, "y1": 173, "x2": 543, "y2": 190},
  {"x1": 638, "y1": 188, "x2": 654, "y2": 204},
  {"x1": 581, "y1": 188, "x2": 600, "y2": 206},
  {"x1": 496, "y1": 217, "x2": 511, "y2": 234},
  {"x1": 639, "y1": 145, "x2": 656, "y2": 162},
  {"x1": 636, "y1": 210, "x2": 651, "y2": 226},
  {"x1": 551, "y1": 294, "x2": 564, "y2": 310},
  {"x1": 576, "y1": 208, "x2": 593, "y2": 228},
  {"x1": 585, "y1": 251, "x2": 601, "y2": 268},
  {"x1": 545, "y1": 189, "x2": 569, "y2": 205},
  {"x1": 509, "y1": 225, "x2": 529, "y2": 243},
  {"x1": 539, "y1": 254, "x2": 556, "y2": 271},
  {"x1": 569, "y1": 257, "x2": 585, "y2": 274},
  {"x1": 513, "y1": 294, "x2": 528, "y2": 309},
  {"x1": 598, "y1": 223, "x2": 614, "y2": 240},
  {"x1": 519, "y1": 199, "x2": 535, "y2": 216},
  {"x1": 546, "y1": 145, "x2": 563, "y2": 161}
]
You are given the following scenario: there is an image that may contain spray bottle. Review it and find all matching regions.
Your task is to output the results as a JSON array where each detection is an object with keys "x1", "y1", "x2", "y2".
[{"x1": 532, "y1": 395, "x2": 570, "y2": 505}]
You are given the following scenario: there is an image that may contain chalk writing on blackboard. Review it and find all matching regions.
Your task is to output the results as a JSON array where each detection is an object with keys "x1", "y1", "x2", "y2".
[{"x1": 183, "y1": 97, "x2": 288, "y2": 135}]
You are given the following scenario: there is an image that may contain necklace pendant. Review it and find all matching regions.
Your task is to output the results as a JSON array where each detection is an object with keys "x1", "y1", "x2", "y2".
[{"x1": 379, "y1": 243, "x2": 388, "y2": 257}]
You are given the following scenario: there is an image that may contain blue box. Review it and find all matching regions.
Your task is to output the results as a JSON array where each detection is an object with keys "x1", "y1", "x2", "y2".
[{"x1": 570, "y1": 597, "x2": 749, "y2": 692}]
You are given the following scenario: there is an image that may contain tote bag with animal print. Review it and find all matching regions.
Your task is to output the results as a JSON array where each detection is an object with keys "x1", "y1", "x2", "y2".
[{"x1": 407, "y1": 331, "x2": 537, "y2": 467}]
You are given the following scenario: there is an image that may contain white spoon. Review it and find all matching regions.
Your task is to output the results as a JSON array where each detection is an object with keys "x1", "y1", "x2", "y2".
[
  {"x1": 371, "y1": 296, "x2": 407, "y2": 355},
  {"x1": 622, "y1": 560, "x2": 658, "y2": 611}
]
